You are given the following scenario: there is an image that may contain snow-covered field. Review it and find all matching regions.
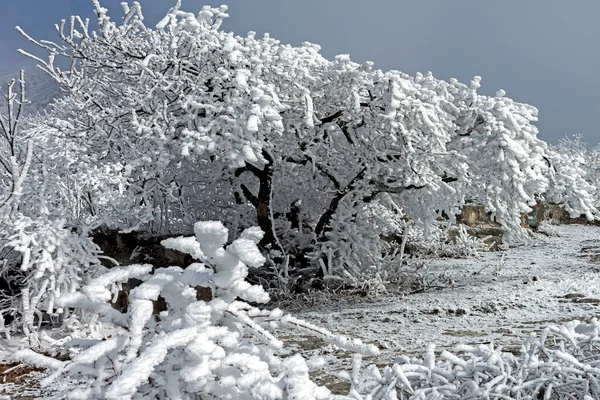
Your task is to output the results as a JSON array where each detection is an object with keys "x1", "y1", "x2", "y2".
[
  {"x1": 274, "y1": 224, "x2": 600, "y2": 386},
  {"x1": 2, "y1": 223, "x2": 600, "y2": 398}
]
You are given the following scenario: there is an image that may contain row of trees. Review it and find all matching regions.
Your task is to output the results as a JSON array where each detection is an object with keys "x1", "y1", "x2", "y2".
[{"x1": 0, "y1": 1, "x2": 598, "y2": 334}]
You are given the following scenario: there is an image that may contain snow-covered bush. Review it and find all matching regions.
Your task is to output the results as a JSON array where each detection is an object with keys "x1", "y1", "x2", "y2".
[
  {"x1": 13, "y1": 250, "x2": 600, "y2": 400},
  {"x1": 13, "y1": 221, "x2": 379, "y2": 399},
  {"x1": 0, "y1": 215, "x2": 101, "y2": 344},
  {"x1": 343, "y1": 319, "x2": 600, "y2": 399},
  {"x1": 547, "y1": 135, "x2": 600, "y2": 216}
]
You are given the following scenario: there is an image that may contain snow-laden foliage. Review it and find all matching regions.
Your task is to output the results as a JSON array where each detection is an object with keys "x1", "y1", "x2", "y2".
[
  {"x1": 341, "y1": 318, "x2": 600, "y2": 399},
  {"x1": 0, "y1": 71, "x2": 102, "y2": 342},
  {"x1": 445, "y1": 83, "x2": 553, "y2": 242},
  {"x1": 13, "y1": 221, "x2": 378, "y2": 399},
  {"x1": 546, "y1": 135, "x2": 600, "y2": 216},
  {"x1": 13, "y1": 242, "x2": 600, "y2": 400},
  {"x1": 0, "y1": 71, "x2": 32, "y2": 217},
  {"x1": 15, "y1": 1, "x2": 597, "y2": 287},
  {"x1": 0, "y1": 215, "x2": 100, "y2": 343},
  {"x1": 2, "y1": 3, "x2": 600, "y2": 398}
]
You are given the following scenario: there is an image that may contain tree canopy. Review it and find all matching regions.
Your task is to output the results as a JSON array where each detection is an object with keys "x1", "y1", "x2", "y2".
[{"x1": 8, "y1": 1, "x2": 598, "y2": 286}]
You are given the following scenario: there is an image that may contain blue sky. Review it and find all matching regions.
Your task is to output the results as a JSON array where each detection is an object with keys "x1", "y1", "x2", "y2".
[{"x1": 2, "y1": 0, "x2": 600, "y2": 144}]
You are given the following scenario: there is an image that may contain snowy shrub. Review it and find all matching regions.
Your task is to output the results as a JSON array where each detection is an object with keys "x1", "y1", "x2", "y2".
[
  {"x1": 14, "y1": 260, "x2": 600, "y2": 400},
  {"x1": 311, "y1": 199, "x2": 404, "y2": 286},
  {"x1": 13, "y1": 221, "x2": 379, "y2": 399},
  {"x1": 442, "y1": 224, "x2": 493, "y2": 257},
  {"x1": 0, "y1": 214, "x2": 101, "y2": 344},
  {"x1": 548, "y1": 135, "x2": 600, "y2": 215},
  {"x1": 343, "y1": 319, "x2": 600, "y2": 399}
]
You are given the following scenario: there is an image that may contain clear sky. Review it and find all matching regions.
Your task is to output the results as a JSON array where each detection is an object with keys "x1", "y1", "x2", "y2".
[{"x1": 2, "y1": 0, "x2": 600, "y2": 144}]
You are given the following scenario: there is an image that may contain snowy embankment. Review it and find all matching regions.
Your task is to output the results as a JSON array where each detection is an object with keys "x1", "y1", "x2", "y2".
[{"x1": 277, "y1": 224, "x2": 600, "y2": 375}]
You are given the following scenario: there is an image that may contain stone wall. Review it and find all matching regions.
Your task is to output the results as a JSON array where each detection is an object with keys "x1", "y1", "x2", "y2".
[
  {"x1": 455, "y1": 202, "x2": 598, "y2": 250},
  {"x1": 457, "y1": 201, "x2": 546, "y2": 231},
  {"x1": 456, "y1": 202, "x2": 596, "y2": 229}
]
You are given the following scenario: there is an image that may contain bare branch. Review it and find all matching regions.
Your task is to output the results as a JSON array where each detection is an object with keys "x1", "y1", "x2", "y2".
[
  {"x1": 315, "y1": 166, "x2": 368, "y2": 237},
  {"x1": 317, "y1": 110, "x2": 343, "y2": 125}
]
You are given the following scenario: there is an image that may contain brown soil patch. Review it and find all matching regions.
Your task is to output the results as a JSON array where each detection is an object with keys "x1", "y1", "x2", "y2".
[{"x1": 0, "y1": 362, "x2": 44, "y2": 386}]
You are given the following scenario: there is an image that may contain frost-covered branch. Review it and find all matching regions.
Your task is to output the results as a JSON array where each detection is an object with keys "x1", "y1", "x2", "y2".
[
  {"x1": 14, "y1": 221, "x2": 379, "y2": 398},
  {"x1": 0, "y1": 70, "x2": 33, "y2": 215},
  {"x1": 342, "y1": 319, "x2": 600, "y2": 399}
]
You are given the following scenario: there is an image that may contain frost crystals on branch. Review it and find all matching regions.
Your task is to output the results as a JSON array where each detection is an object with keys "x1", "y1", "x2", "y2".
[
  {"x1": 341, "y1": 319, "x2": 600, "y2": 400},
  {"x1": 0, "y1": 72, "x2": 102, "y2": 344}
]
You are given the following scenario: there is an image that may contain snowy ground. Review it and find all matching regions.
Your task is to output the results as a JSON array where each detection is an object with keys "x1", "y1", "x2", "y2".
[
  {"x1": 275, "y1": 224, "x2": 600, "y2": 387},
  {"x1": 2, "y1": 223, "x2": 600, "y2": 398}
]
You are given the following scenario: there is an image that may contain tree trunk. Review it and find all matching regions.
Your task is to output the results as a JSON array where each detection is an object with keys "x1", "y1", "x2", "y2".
[
  {"x1": 256, "y1": 152, "x2": 277, "y2": 249},
  {"x1": 237, "y1": 150, "x2": 282, "y2": 253}
]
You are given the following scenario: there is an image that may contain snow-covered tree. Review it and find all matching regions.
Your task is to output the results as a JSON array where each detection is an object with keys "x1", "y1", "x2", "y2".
[
  {"x1": 4, "y1": 2, "x2": 600, "y2": 398},
  {"x1": 0, "y1": 70, "x2": 32, "y2": 216},
  {"x1": 16, "y1": 1, "x2": 597, "y2": 287},
  {"x1": 444, "y1": 82, "x2": 552, "y2": 241},
  {"x1": 0, "y1": 73, "x2": 102, "y2": 342}
]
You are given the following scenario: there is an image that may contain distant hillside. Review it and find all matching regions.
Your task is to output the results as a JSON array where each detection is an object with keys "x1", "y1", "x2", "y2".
[{"x1": 0, "y1": 59, "x2": 62, "y2": 115}]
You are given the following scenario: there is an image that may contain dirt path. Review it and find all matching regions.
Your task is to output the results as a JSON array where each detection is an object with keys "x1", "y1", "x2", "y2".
[{"x1": 279, "y1": 224, "x2": 600, "y2": 370}]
